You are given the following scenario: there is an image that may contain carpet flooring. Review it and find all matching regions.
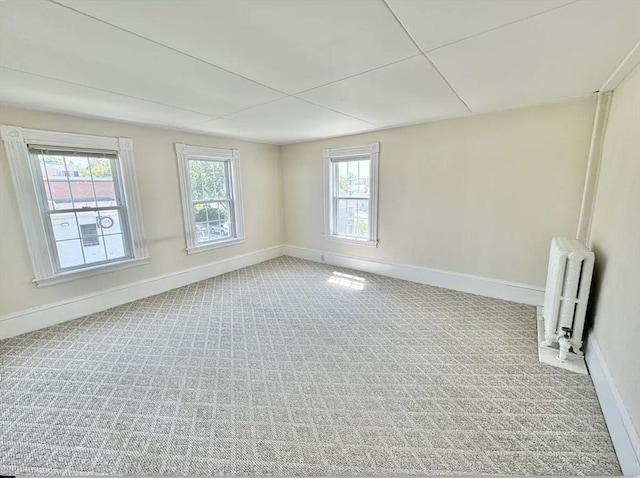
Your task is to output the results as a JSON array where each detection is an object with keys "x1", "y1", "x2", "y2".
[{"x1": 0, "y1": 256, "x2": 620, "y2": 475}]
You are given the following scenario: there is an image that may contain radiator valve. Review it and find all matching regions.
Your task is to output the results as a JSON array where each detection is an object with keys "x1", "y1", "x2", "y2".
[{"x1": 557, "y1": 327, "x2": 572, "y2": 362}]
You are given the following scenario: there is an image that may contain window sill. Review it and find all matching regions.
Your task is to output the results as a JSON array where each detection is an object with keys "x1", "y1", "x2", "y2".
[
  {"x1": 186, "y1": 237, "x2": 246, "y2": 255},
  {"x1": 323, "y1": 235, "x2": 378, "y2": 247},
  {"x1": 33, "y1": 257, "x2": 150, "y2": 287}
]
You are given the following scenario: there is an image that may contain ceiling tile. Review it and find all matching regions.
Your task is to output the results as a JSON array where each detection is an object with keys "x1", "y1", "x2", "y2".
[
  {"x1": 191, "y1": 98, "x2": 376, "y2": 144},
  {"x1": 56, "y1": 0, "x2": 418, "y2": 94},
  {"x1": 0, "y1": 0, "x2": 284, "y2": 118},
  {"x1": 0, "y1": 68, "x2": 213, "y2": 129},
  {"x1": 298, "y1": 56, "x2": 469, "y2": 127},
  {"x1": 427, "y1": 0, "x2": 640, "y2": 113},
  {"x1": 386, "y1": 0, "x2": 573, "y2": 52}
]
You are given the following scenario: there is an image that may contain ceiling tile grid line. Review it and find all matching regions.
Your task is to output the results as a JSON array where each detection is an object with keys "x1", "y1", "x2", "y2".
[
  {"x1": 293, "y1": 97, "x2": 380, "y2": 127},
  {"x1": 380, "y1": 0, "x2": 473, "y2": 113},
  {"x1": 43, "y1": 0, "x2": 395, "y2": 130},
  {"x1": 290, "y1": 53, "x2": 424, "y2": 96},
  {"x1": 48, "y1": 0, "x2": 422, "y2": 103},
  {"x1": 384, "y1": 0, "x2": 579, "y2": 53},
  {"x1": 0, "y1": 68, "x2": 217, "y2": 132},
  {"x1": 46, "y1": 0, "x2": 289, "y2": 97},
  {"x1": 53, "y1": 0, "x2": 420, "y2": 94},
  {"x1": 424, "y1": 0, "x2": 640, "y2": 114},
  {"x1": 0, "y1": 66, "x2": 223, "y2": 120},
  {"x1": 1, "y1": 0, "x2": 287, "y2": 118},
  {"x1": 183, "y1": 96, "x2": 380, "y2": 134},
  {"x1": 423, "y1": 0, "x2": 580, "y2": 54},
  {"x1": 2, "y1": 0, "x2": 639, "y2": 144}
]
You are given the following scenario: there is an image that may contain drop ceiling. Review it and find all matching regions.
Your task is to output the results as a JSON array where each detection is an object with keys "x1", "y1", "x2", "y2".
[{"x1": 0, "y1": 0, "x2": 638, "y2": 144}]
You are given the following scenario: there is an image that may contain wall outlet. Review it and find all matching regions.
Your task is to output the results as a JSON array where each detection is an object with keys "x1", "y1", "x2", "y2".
[{"x1": 321, "y1": 255, "x2": 325, "y2": 262}]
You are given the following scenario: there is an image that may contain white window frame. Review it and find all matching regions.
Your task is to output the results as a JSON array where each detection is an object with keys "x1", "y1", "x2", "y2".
[
  {"x1": 0, "y1": 125, "x2": 149, "y2": 287},
  {"x1": 323, "y1": 142, "x2": 379, "y2": 247},
  {"x1": 175, "y1": 143, "x2": 245, "y2": 254}
]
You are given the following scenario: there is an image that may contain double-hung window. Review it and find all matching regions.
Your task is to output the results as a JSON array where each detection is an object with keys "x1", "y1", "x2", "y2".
[
  {"x1": 175, "y1": 143, "x2": 245, "y2": 253},
  {"x1": 324, "y1": 143, "x2": 379, "y2": 246},
  {"x1": 1, "y1": 125, "x2": 148, "y2": 286}
]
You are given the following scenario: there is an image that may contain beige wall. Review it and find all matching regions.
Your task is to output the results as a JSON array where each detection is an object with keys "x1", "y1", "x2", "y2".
[
  {"x1": 282, "y1": 98, "x2": 596, "y2": 287},
  {"x1": 589, "y1": 67, "x2": 640, "y2": 433},
  {"x1": 0, "y1": 106, "x2": 284, "y2": 316}
]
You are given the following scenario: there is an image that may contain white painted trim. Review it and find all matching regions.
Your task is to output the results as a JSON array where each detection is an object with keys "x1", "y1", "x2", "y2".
[
  {"x1": 576, "y1": 92, "x2": 612, "y2": 245},
  {"x1": 22, "y1": 127, "x2": 121, "y2": 151},
  {"x1": 118, "y1": 137, "x2": 148, "y2": 262},
  {"x1": 283, "y1": 244, "x2": 544, "y2": 305},
  {"x1": 34, "y1": 257, "x2": 150, "y2": 287},
  {"x1": 586, "y1": 332, "x2": 640, "y2": 476},
  {"x1": 323, "y1": 234, "x2": 378, "y2": 247},
  {"x1": 0, "y1": 124, "x2": 147, "y2": 282},
  {"x1": 174, "y1": 142, "x2": 244, "y2": 252},
  {"x1": 186, "y1": 237, "x2": 246, "y2": 255},
  {"x1": 0, "y1": 245, "x2": 284, "y2": 340},
  {"x1": 323, "y1": 142, "x2": 379, "y2": 244},
  {"x1": 0, "y1": 125, "x2": 53, "y2": 278}
]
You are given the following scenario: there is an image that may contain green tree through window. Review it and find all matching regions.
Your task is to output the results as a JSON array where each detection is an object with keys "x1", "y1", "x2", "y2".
[{"x1": 189, "y1": 160, "x2": 227, "y2": 201}]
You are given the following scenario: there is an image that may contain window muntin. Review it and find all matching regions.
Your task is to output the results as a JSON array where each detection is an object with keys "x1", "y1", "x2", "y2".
[
  {"x1": 1, "y1": 125, "x2": 148, "y2": 286},
  {"x1": 324, "y1": 143, "x2": 379, "y2": 245},
  {"x1": 175, "y1": 143, "x2": 244, "y2": 253},
  {"x1": 333, "y1": 158, "x2": 371, "y2": 240},
  {"x1": 30, "y1": 147, "x2": 132, "y2": 272},
  {"x1": 189, "y1": 158, "x2": 234, "y2": 245}
]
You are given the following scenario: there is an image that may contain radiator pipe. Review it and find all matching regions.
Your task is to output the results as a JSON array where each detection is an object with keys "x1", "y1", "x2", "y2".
[{"x1": 576, "y1": 91, "x2": 612, "y2": 246}]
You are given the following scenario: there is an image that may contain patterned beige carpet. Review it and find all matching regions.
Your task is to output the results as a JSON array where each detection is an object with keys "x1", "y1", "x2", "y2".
[{"x1": 0, "y1": 256, "x2": 620, "y2": 475}]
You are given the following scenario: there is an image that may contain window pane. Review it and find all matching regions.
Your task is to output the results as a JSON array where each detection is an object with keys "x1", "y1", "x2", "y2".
[
  {"x1": 79, "y1": 223, "x2": 100, "y2": 247},
  {"x1": 97, "y1": 209, "x2": 122, "y2": 235},
  {"x1": 189, "y1": 159, "x2": 228, "y2": 201},
  {"x1": 104, "y1": 234, "x2": 127, "y2": 260},
  {"x1": 356, "y1": 160, "x2": 370, "y2": 197},
  {"x1": 56, "y1": 239, "x2": 84, "y2": 269},
  {"x1": 336, "y1": 198, "x2": 369, "y2": 238},
  {"x1": 88, "y1": 158, "x2": 116, "y2": 207},
  {"x1": 337, "y1": 162, "x2": 349, "y2": 196},
  {"x1": 336, "y1": 198, "x2": 355, "y2": 236},
  {"x1": 50, "y1": 212, "x2": 80, "y2": 241},
  {"x1": 53, "y1": 207, "x2": 127, "y2": 270},
  {"x1": 88, "y1": 157, "x2": 113, "y2": 179},
  {"x1": 336, "y1": 159, "x2": 370, "y2": 198},
  {"x1": 39, "y1": 154, "x2": 71, "y2": 210},
  {"x1": 38, "y1": 154, "x2": 117, "y2": 209},
  {"x1": 193, "y1": 202, "x2": 231, "y2": 244},
  {"x1": 75, "y1": 211, "x2": 105, "y2": 264},
  {"x1": 355, "y1": 200, "x2": 370, "y2": 238},
  {"x1": 211, "y1": 202, "x2": 231, "y2": 240}
]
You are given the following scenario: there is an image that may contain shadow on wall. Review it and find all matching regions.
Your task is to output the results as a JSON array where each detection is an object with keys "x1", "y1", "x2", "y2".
[{"x1": 584, "y1": 242, "x2": 608, "y2": 341}]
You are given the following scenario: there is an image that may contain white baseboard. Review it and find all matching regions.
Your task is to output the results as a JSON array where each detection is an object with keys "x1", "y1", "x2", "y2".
[
  {"x1": 0, "y1": 245, "x2": 285, "y2": 340},
  {"x1": 586, "y1": 332, "x2": 640, "y2": 475},
  {"x1": 1, "y1": 243, "x2": 544, "y2": 340},
  {"x1": 282, "y1": 244, "x2": 544, "y2": 306}
]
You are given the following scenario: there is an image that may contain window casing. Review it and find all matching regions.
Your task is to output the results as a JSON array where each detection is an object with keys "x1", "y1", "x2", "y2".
[
  {"x1": 175, "y1": 143, "x2": 245, "y2": 254},
  {"x1": 324, "y1": 143, "x2": 379, "y2": 246},
  {"x1": 1, "y1": 125, "x2": 148, "y2": 286}
]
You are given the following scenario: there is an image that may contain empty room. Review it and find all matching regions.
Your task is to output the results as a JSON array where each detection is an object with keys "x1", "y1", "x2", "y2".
[{"x1": 1, "y1": 0, "x2": 639, "y2": 476}]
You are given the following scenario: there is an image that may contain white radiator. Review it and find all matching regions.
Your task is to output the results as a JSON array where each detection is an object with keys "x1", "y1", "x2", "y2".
[{"x1": 538, "y1": 237, "x2": 595, "y2": 373}]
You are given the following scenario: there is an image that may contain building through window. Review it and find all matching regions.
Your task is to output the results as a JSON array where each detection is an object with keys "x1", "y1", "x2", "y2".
[
  {"x1": 324, "y1": 143, "x2": 379, "y2": 246},
  {"x1": 0, "y1": 126, "x2": 148, "y2": 285}
]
